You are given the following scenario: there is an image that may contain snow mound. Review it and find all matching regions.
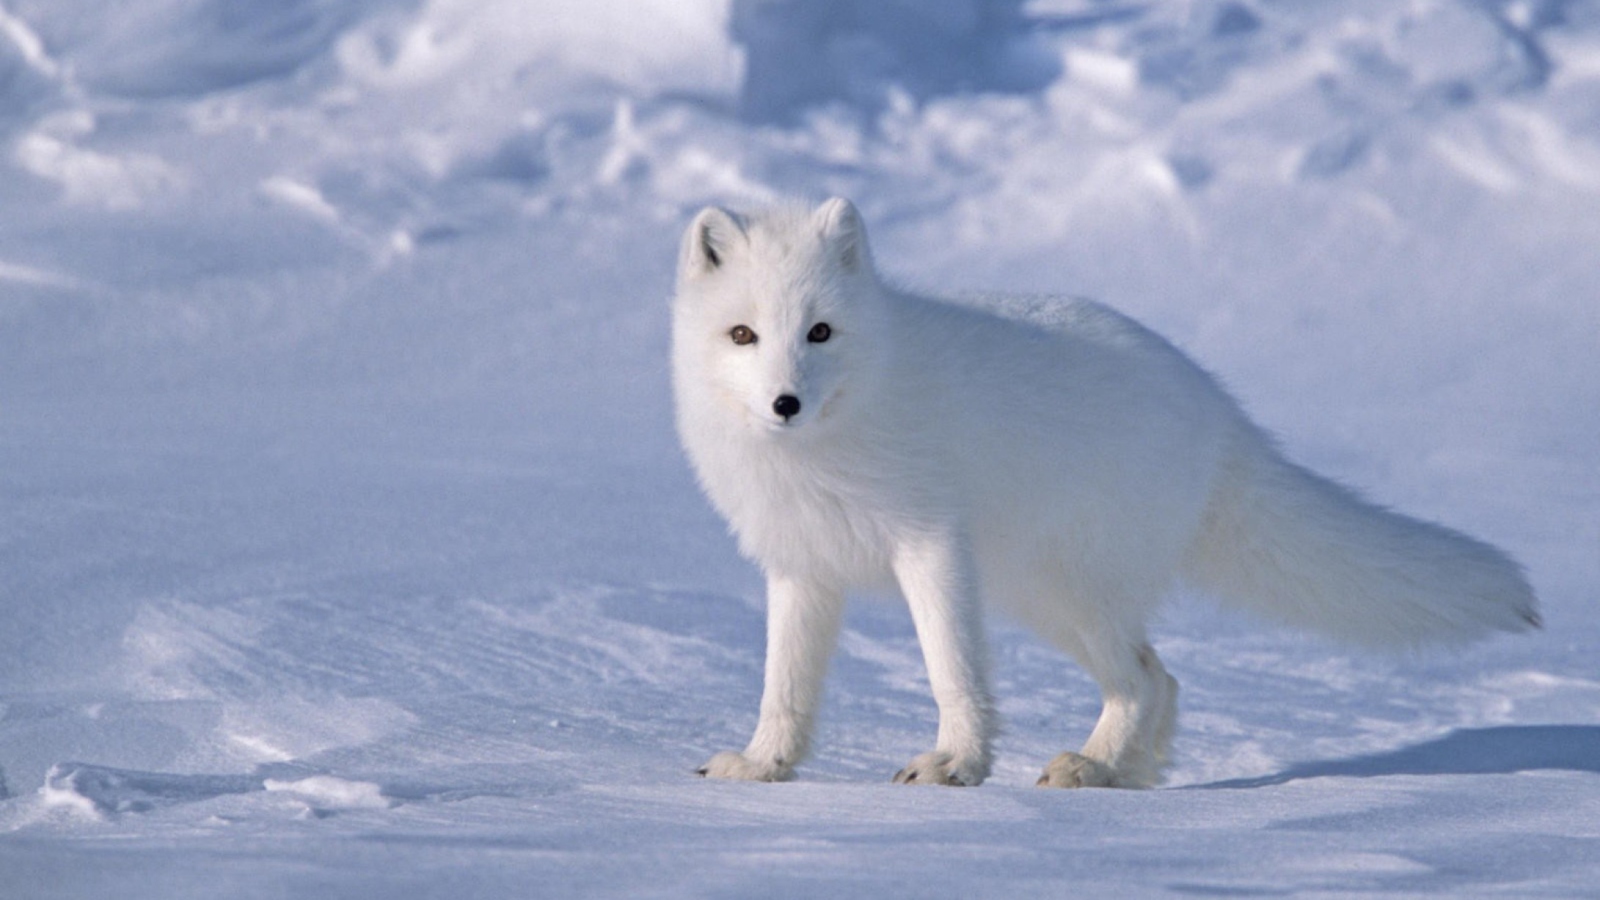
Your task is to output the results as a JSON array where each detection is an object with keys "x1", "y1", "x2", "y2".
[
  {"x1": 732, "y1": 0, "x2": 1060, "y2": 120},
  {"x1": 37, "y1": 762, "x2": 392, "y2": 821},
  {"x1": 263, "y1": 774, "x2": 392, "y2": 812},
  {"x1": 41, "y1": 762, "x2": 262, "y2": 818}
]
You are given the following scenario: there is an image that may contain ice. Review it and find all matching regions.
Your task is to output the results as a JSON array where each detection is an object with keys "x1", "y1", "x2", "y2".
[{"x1": 0, "y1": 0, "x2": 1596, "y2": 895}]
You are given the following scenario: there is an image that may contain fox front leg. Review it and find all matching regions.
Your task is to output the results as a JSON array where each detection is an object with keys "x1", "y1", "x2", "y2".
[
  {"x1": 698, "y1": 575, "x2": 844, "y2": 782},
  {"x1": 891, "y1": 534, "x2": 996, "y2": 786}
]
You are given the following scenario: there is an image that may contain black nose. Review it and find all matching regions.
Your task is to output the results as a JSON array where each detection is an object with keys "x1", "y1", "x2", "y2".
[{"x1": 773, "y1": 394, "x2": 801, "y2": 420}]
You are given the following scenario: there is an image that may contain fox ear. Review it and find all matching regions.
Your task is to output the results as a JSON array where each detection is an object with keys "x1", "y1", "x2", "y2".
[
  {"x1": 814, "y1": 197, "x2": 870, "y2": 273},
  {"x1": 681, "y1": 206, "x2": 743, "y2": 277}
]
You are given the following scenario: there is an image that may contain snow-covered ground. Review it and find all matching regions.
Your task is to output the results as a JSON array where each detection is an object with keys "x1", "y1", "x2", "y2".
[{"x1": 2, "y1": 0, "x2": 1598, "y2": 895}]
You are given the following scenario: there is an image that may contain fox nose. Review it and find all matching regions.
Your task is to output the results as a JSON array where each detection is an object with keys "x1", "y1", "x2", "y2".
[{"x1": 773, "y1": 394, "x2": 801, "y2": 420}]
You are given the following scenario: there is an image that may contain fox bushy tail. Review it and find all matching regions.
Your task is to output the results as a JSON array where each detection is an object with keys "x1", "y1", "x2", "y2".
[{"x1": 1182, "y1": 434, "x2": 1539, "y2": 647}]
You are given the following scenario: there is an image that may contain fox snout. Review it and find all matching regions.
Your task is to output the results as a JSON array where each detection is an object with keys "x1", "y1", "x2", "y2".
[{"x1": 773, "y1": 394, "x2": 801, "y2": 421}]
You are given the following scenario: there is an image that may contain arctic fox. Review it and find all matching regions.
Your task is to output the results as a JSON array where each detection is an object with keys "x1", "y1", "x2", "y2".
[{"x1": 672, "y1": 197, "x2": 1539, "y2": 789}]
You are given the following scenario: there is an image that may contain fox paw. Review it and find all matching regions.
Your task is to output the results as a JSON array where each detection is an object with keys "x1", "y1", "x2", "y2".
[
  {"x1": 696, "y1": 751, "x2": 791, "y2": 782},
  {"x1": 892, "y1": 751, "x2": 986, "y2": 787},
  {"x1": 1036, "y1": 751, "x2": 1120, "y2": 788}
]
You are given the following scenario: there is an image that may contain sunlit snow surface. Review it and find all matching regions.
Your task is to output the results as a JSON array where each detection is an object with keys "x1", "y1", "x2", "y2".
[{"x1": 2, "y1": 0, "x2": 1598, "y2": 895}]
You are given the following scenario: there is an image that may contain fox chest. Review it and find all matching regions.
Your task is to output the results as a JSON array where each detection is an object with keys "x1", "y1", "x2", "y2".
[{"x1": 704, "y1": 448, "x2": 909, "y2": 587}]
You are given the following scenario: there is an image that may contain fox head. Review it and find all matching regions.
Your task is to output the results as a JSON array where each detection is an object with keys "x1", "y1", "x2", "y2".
[{"x1": 672, "y1": 197, "x2": 887, "y2": 436}]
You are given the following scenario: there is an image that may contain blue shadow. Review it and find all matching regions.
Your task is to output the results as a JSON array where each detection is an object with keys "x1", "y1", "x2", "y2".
[{"x1": 1192, "y1": 725, "x2": 1600, "y2": 789}]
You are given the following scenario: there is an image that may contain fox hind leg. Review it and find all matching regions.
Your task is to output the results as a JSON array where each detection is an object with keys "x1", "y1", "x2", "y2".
[{"x1": 1039, "y1": 633, "x2": 1179, "y2": 789}]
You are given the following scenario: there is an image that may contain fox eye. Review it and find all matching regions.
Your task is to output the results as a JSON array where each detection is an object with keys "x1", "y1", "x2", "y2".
[
  {"x1": 730, "y1": 325, "x2": 757, "y2": 345},
  {"x1": 807, "y1": 322, "x2": 832, "y2": 343}
]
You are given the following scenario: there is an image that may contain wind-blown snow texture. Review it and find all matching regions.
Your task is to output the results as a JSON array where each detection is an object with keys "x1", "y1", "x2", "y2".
[{"x1": 1, "y1": 0, "x2": 1597, "y2": 895}]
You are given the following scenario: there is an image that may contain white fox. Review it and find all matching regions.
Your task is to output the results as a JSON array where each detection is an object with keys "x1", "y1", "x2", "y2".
[{"x1": 672, "y1": 197, "x2": 1539, "y2": 788}]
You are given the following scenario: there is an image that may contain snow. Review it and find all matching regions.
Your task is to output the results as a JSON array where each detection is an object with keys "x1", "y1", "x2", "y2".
[{"x1": 1, "y1": 0, "x2": 1597, "y2": 894}]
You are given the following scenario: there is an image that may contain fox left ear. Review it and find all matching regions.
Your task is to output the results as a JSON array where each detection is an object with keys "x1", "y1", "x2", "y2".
[{"x1": 814, "y1": 197, "x2": 870, "y2": 273}]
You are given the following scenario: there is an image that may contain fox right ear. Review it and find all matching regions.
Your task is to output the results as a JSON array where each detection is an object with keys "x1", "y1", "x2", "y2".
[
  {"x1": 681, "y1": 206, "x2": 742, "y2": 277},
  {"x1": 813, "y1": 197, "x2": 870, "y2": 273}
]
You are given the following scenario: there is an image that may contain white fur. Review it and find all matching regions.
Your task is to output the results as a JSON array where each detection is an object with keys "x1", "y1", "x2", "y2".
[{"x1": 673, "y1": 198, "x2": 1539, "y2": 789}]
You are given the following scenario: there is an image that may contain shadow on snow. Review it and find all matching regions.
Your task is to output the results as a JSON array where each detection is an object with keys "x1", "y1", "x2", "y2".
[{"x1": 1191, "y1": 725, "x2": 1600, "y2": 789}]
